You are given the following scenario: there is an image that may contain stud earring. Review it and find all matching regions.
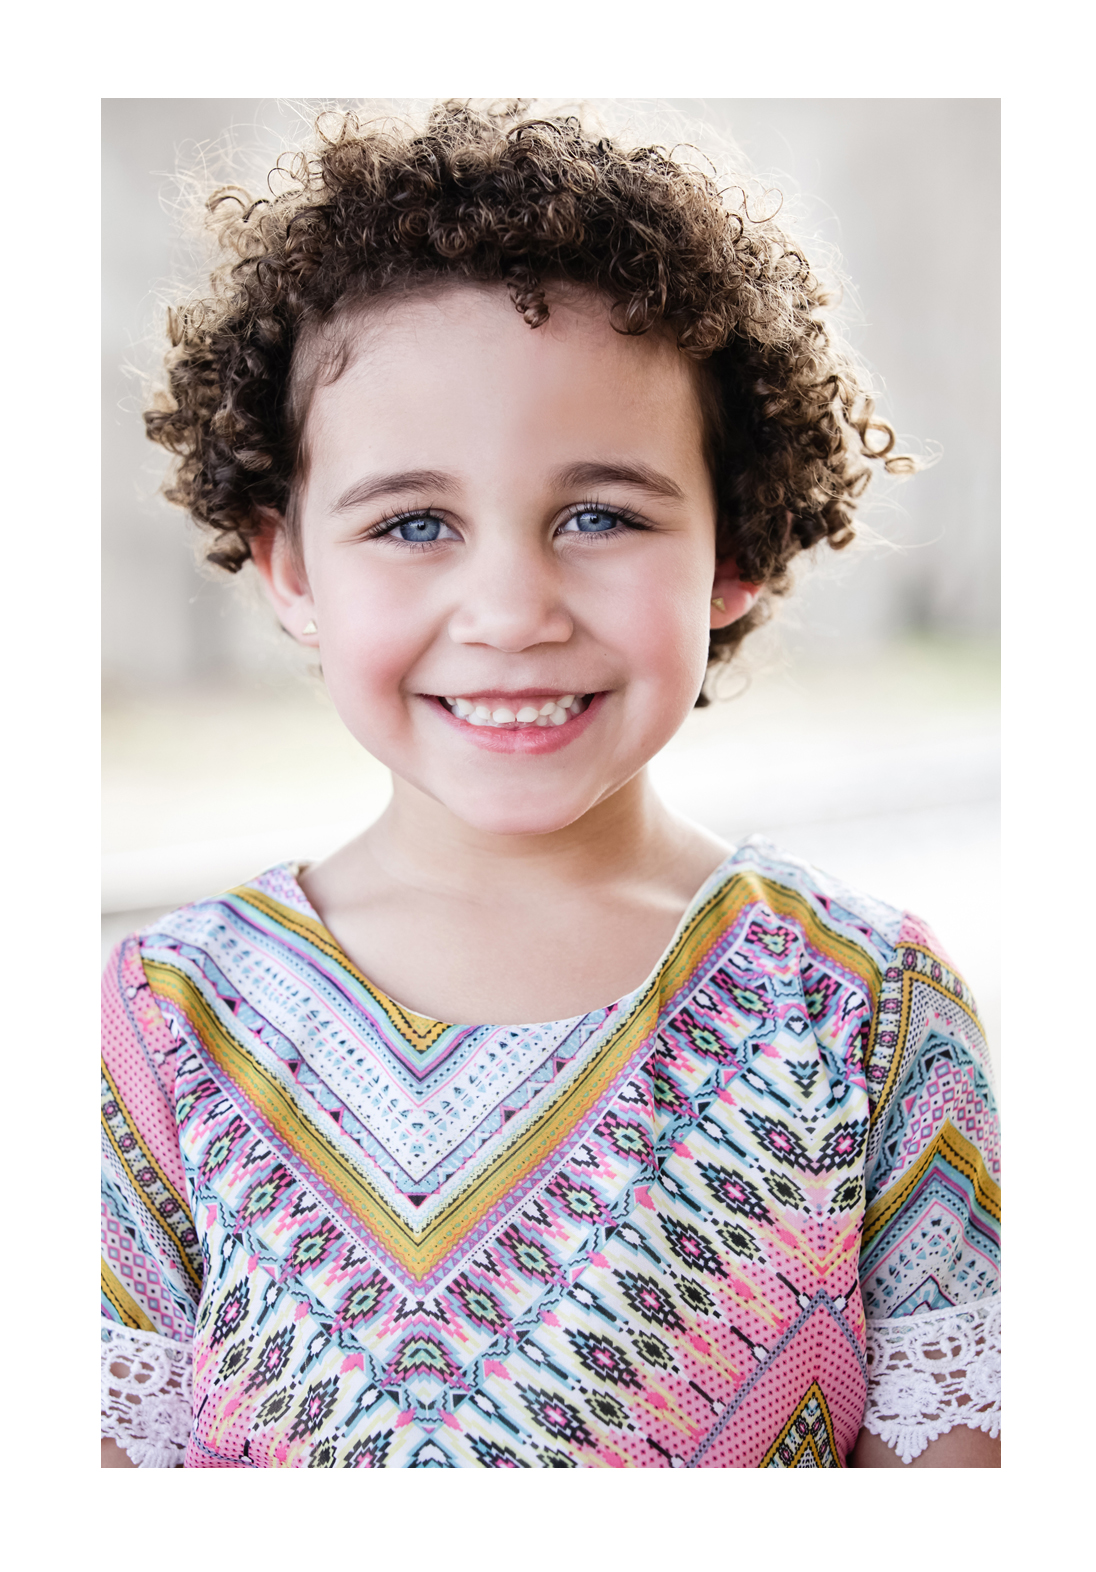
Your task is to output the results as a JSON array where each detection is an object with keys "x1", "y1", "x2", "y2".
[
  {"x1": 710, "y1": 597, "x2": 725, "y2": 612},
  {"x1": 302, "y1": 620, "x2": 317, "y2": 635}
]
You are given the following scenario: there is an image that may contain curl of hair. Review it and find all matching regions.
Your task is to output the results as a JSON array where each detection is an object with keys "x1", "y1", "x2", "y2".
[{"x1": 145, "y1": 101, "x2": 917, "y2": 695}]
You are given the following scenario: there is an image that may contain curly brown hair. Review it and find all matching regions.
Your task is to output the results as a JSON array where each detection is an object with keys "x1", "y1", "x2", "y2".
[{"x1": 144, "y1": 100, "x2": 915, "y2": 687}]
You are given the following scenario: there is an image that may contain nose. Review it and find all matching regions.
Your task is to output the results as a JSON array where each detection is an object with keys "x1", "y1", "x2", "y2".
[{"x1": 447, "y1": 543, "x2": 573, "y2": 652}]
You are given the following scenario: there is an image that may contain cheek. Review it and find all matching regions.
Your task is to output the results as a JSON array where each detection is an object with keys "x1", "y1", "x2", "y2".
[
  {"x1": 611, "y1": 555, "x2": 713, "y2": 693},
  {"x1": 310, "y1": 563, "x2": 427, "y2": 715}
]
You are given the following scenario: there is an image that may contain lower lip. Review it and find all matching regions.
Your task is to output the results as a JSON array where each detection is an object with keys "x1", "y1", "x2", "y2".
[{"x1": 426, "y1": 692, "x2": 607, "y2": 754}]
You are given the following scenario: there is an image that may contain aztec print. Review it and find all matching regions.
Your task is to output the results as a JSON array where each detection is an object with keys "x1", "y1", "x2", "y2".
[{"x1": 101, "y1": 840, "x2": 1000, "y2": 1467}]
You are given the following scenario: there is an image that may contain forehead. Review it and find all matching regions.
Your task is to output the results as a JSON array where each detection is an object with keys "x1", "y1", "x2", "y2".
[{"x1": 295, "y1": 284, "x2": 710, "y2": 492}]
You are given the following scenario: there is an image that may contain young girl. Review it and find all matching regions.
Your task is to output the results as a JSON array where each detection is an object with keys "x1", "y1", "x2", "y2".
[{"x1": 101, "y1": 102, "x2": 1000, "y2": 1469}]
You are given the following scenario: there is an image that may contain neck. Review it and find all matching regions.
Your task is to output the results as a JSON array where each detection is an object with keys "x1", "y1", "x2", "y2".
[{"x1": 359, "y1": 767, "x2": 689, "y2": 901}]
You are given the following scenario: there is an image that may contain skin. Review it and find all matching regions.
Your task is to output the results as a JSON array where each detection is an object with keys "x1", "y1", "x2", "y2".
[
  {"x1": 102, "y1": 282, "x2": 998, "y2": 1468},
  {"x1": 253, "y1": 284, "x2": 753, "y2": 1027}
]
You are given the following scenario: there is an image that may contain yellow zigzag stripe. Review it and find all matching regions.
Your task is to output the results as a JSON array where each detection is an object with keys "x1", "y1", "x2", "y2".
[
  {"x1": 101, "y1": 1261, "x2": 156, "y2": 1332},
  {"x1": 228, "y1": 885, "x2": 450, "y2": 1051},
  {"x1": 863, "y1": 1118, "x2": 1001, "y2": 1248},
  {"x1": 147, "y1": 956, "x2": 664, "y2": 1282},
  {"x1": 148, "y1": 871, "x2": 881, "y2": 1283}
]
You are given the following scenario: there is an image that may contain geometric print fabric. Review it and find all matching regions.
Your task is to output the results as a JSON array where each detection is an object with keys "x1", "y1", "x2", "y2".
[{"x1": 101, "y1": 839, "x2": 1000, "y2": 1466}]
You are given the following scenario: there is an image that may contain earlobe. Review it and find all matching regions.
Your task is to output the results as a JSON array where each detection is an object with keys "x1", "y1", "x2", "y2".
[
  {"x1": 710, "y1": 560, "x2": 762, "y2": 629},
  {"x1": 250, "y1": 515, "x2": 319, "y2": 645}
]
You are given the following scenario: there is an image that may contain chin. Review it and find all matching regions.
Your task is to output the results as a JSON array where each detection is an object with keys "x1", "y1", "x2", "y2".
[{"x1": 442, "y1": 789, "x2": 599, "y2": 839}]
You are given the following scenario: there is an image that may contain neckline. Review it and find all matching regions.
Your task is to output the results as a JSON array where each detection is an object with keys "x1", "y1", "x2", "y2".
[{"x1": 272, "y1": 849, "x2": 740, "y2": 1034}]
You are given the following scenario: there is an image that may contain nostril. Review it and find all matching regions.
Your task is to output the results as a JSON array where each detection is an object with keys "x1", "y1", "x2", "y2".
[{"x1": 446, "y1": 593, "x2": 574, "y2": 651}]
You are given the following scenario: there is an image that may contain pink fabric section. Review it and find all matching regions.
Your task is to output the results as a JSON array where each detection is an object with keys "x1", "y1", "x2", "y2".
[
  {"x1": 897, "y1": 910, "x2": 958, "y2": 973},
  {"x1": 101, "y1": 937, "x2": 187, "y2": 1198},
  {"x1": 701, "y1": 1304, "x2": 866, "y2": 1467}
]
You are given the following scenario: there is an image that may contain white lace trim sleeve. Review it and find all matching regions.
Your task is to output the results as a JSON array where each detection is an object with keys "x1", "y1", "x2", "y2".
[
  {"x1": 862, "y1": 1297, "x2": 1001, "y2": 1464},
  {"x1": 101, "y1": 1322, "x2": 193, "y2": 1468}
]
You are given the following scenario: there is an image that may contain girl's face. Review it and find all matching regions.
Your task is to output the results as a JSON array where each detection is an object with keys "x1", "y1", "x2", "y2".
[{"x1": 257, "y1": 284, "x2": 756, "y2": 837}]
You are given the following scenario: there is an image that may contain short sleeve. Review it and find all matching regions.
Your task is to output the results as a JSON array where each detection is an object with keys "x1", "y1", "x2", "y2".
[
  {"x1": 101, "y1": 937, "x2": 203, "y2": 1466},
  {"x1": 857, "y1": 917, "x2": 1001, "y2": 1463}
]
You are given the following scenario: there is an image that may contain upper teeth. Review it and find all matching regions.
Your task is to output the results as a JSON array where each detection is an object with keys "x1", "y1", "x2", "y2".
[{"x1": 445, "y1": 695, "x2": 586, "y2": 727}]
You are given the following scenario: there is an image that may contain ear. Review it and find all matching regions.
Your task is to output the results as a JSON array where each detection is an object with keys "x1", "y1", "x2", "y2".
[
  {"x1": 710, "y1": 558, "x2": 762, "y2": 629},
  {"x1": 250, "y1": 514, "x2": 320, "y2": 647}
]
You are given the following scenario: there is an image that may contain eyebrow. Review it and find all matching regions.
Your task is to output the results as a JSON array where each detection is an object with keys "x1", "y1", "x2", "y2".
[
  {"x1": 331, "y1": 469, "x2": 455, "y2": 513},
  {"x1": 330, "y1": 458, "x2": 688, "y2": 515},
  {"x1": 551, "y1": 461, "x2": 686, "y2": 501}
]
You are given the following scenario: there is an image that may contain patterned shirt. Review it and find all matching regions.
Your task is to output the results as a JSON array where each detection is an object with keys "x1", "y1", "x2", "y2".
[{"x1": 101, "y1": 839, "x2": 1000, "y2": 1467}]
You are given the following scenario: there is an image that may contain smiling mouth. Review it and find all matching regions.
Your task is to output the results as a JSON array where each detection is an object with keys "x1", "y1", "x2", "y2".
[{"x1": 435, "y1": 693, "x2": 591, "y2": 728}]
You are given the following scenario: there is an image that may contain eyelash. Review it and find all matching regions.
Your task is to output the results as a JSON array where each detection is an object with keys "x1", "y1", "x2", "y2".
[
  {"x1": 560, "y1": 501, "x2": 651, "y2": 540},
  {"x1": 358, "y1": 511, "x2": 451, "y2": 553},
  {"x1": 360, "y1": 501, "x2": 652, "y2": 550}
]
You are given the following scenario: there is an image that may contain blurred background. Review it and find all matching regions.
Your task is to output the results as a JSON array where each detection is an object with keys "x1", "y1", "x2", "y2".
[{"x1": 102, "y1": 98, "x2": 1000, "y2": 1067}]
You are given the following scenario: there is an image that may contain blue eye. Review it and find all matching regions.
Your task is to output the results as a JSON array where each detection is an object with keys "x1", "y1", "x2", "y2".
[
  {"x1": 568, "y1": 508, "x2": 619, "y2": 533},
  {"x1": 393, "y1": 515, "x2": 444, "y2": 542}
]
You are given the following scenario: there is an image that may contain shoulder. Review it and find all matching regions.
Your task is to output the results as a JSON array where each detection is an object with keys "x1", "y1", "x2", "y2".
[
  {"x1": 104, "y1": 863, "x2": 313, "y2": 1028},
  {"x1": 719, "y1": 841, "x2": 993, "y2": 1162},
  {"x1": 718, "y1": 835, "x2": 970, "y2": 987},
  {"x1": 118, "y1": 862, "x2": 312, "y2": 962},
  {"x1": 719, "y1": 835, "x2": 910, "y2": 970},
  {"x1": 716, "y1": 836, "x2": 984, "y2": 1071}
]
